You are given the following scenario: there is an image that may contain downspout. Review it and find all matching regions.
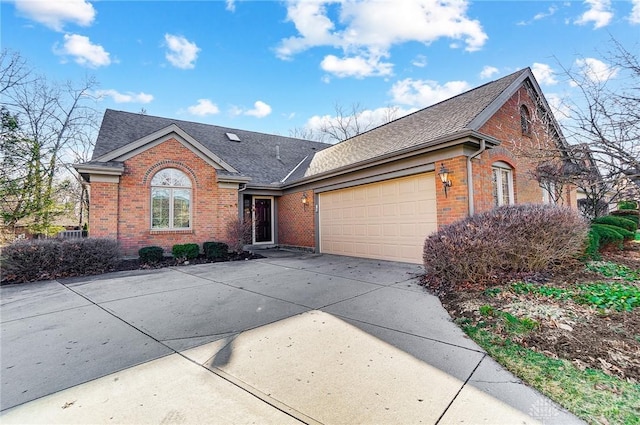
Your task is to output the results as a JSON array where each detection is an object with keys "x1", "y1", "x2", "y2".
[{"x1": 467, "y1": 139, "x2": 486, "y2": 216}]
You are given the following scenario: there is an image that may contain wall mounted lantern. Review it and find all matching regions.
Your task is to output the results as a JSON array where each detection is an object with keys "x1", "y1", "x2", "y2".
[
  {"x1": 438, "y1": 163, "x2": 452, "y2": 197},
  {"x1": 301, "y1": 192, "x2": 308, "y2": 209}
]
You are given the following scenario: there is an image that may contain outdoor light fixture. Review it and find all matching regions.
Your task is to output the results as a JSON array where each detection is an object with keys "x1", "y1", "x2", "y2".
[
  {"x1": 438, "y1": 163, "x2": 452, "y2": 197},
  {"x1": 301, "y1": 192, "x2": 308, "y2": 208}
]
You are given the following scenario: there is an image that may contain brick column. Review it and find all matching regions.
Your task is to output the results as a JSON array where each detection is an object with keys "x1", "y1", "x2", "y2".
[
  {"x1": 89, "y1": 180, "x2": 119, "y2": 239},
  {"x1": 436, "y1": 156, "x2": 469, "y2": 227}
]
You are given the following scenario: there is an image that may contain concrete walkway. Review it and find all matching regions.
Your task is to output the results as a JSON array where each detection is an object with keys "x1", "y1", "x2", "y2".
[{"x1": 0, "y1": 250, "x2": 583, "y2": 424}]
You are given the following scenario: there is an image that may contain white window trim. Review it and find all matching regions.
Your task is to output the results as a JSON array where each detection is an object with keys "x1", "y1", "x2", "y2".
[
  {"x1": 150, "y1": 168, "x2": 193, "y2": 231},
  {"x1": 492, "y1": 162, "x2": 514, "y2": 207}
]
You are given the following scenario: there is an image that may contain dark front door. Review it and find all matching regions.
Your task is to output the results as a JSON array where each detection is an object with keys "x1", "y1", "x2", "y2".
[{"x1": 254, "y1": 198, "x2": 272, "y2": 243}]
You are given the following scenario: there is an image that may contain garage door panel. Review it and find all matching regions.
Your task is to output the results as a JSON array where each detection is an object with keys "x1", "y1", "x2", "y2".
[{"x1": 319, "y1": 173, "x2": 437, "y2": 264}]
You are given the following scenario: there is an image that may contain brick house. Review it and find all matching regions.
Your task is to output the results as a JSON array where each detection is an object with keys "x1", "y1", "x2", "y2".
[{"x1": 75, "y1": 68, "x2": 575, "y2": 264}]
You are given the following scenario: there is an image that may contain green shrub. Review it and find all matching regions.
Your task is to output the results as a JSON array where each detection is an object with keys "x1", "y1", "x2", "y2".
[
  {"x1": 1, "y1": 238, "x2": 120, "y2": 283},
  {"x1": 593, "y1": 216, "x2": 637, "y2": 233},
  {"x1": 422, "y1": 204, "x2": 589, "y2": 293},
  {"x1": 138, "y1": 246, "x2": 164, "y2": 264},
  {"x1": 203, "y1": 241, "x2": 228, "y2": 259},
  {"x1": 618, "y1": 200, "x2": 638, "y2": 210},
  {"x1": 172, "y1": 243, "x2": 199, "y2": 260},
  {"x1": 598, "y1": 224, "x2": 634, "y2": 241},
  {"x1": 590, "y1": 224, "x2": 624, "y2": 249},
  {"x1": 611, "y1": 209, "x2": 639, "y2": 226},
  {"x1": 584, "y1": 228, "x2": 601, "y2": 260}
]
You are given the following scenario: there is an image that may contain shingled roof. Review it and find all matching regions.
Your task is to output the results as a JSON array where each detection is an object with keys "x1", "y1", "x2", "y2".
[
  {"x1": 303, "y1": 68, "x2": 530, "y2": 178},
  {"x1": 90, "y1": 110, "x2": 330, "y2": 186}
]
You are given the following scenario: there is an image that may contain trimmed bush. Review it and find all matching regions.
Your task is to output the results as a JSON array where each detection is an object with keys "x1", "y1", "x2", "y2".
[
  {"x1": 593, "y1": 216, "x2": 638, "y2": 233},
  {"x1": 172, "y1": 243, "x2": 199, "y2": 261},
  {"x1": 594, "y1": 223, "x2": 635, "y2": 241},
  {"x1": 611, "y1": 210, "x2": 639, "y2": 226},
  {"x1": 584, "y1": 228, "x2": 601, "y2": 260},
  {"x1": 138, "y1": 246, "x2": 164, "y2": 264},
  {"x1": 1, "y1": 238, "x2": 120, "y2": 283},
  {"x1": 203, "y1": 241, "x2": 229, "y2": 259},
  {"x1": 590, "y1": 224, "x2": 625, "y2": 249},
  {"x1": 618, "y1": 200, "x2": 638, "y2": 210},
  {"x1": 422, "y1": 204, "x2": 589, "y2": 294}
]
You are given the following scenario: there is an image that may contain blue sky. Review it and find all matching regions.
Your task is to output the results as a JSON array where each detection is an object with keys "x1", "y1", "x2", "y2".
[{"x1": 1, "y1": 0, "x2": 639, "y2": 141}]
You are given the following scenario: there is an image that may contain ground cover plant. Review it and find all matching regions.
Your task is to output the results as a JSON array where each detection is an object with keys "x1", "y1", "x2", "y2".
[{"x1": 422, "y1": 205, "x2": 640, "y2": 424}]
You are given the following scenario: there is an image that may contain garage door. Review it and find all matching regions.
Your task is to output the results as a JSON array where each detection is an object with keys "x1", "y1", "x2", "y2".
[{"x1": 319, "y1": 173, "x2": 437, "y2": 264}]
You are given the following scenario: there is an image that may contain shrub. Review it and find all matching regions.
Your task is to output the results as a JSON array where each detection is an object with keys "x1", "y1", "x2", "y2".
[
  {"x1": 1, "y1": 238, "x2": 120, "y2": 283},
  {"x1": 584, "y1": 228, "x2": 601, "y2": 260},
  {"x1": 138, "y1": 246, "x2": 164, "y2": 264},
  {"x1": 610, "y1": 210, "x2": 639, "y2": 226},
  {"x1": 172, "y1": 243, "x2": 199, "y2": 261},
  {"x1": 593, "y1": 216, "x2": 637, "y2": 233},
  {"x1": 203, "y1": 241, "x2": 228, "y2": 259},
  {"x1": 618, "y1": 200, "x2": 638, "y2": 210},
  {"x1": 590, "y1": 224, "x2": 624, "y2": 249},
  {"x1": 422, "y1": 204, "x2": 589, "y2": 294},
  {"x1": 596, "y1": 224, "x2": 635, "y2": 241},
  {"x1": 224, "y1": 216, "x2": 252, "y2": 253}
]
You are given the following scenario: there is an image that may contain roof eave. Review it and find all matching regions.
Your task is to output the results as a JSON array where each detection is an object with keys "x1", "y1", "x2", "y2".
[{"x1": 285, "y1": 130, "x2": 499, "y2": 188}]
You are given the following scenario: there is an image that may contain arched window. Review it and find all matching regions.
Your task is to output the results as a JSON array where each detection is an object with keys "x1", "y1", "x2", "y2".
[
  {"x1": 151, "y1": 168, "x2": 192, "y2": 229},
  {"x1": 520, "y1": 105, "x2": 531, "y2": 135},
  {"x1": 492, "y1": 161, "x2": 514, "y2": 207}
]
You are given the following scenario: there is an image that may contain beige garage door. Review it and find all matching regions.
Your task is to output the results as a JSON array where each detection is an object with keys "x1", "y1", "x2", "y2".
[{"x1": 319, "y1": 173, "x2": 437, "y2": 264}]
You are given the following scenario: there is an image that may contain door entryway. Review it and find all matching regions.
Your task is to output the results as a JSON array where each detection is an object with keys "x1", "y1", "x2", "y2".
[{"x1": 252, "y1": 196, "x2": 273, "y2": 244}]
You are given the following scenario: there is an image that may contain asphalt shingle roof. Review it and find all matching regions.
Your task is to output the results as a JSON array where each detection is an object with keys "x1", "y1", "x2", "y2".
[
  {"x1": 304, "y1": 69, "x2": 527, "y2": 177},
  {"x1": 91, "y1": 110, "x2": 330, "y2": 185}
]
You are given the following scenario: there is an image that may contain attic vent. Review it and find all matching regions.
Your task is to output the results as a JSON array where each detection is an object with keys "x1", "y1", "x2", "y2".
[{"x1": 226, "y1": 132, "x2": 241, "y2": 142}]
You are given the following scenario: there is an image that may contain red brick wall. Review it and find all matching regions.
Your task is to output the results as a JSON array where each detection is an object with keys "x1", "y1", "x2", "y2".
[
  {"x1": 278, "y1": 191, "x2": 315, "y2": 248},
  {"x1": 89, "y1": 181, "x2": 119, "y2": 239},
  {"x1": 93, "y1": 137, "x2": 238, "y2": 256},
  {"x1": 472, "y1": 85, "x2": 568, "y2": 213},
  {"x1": 436, "y1": 156, "x2": 469, "y2": 226}
]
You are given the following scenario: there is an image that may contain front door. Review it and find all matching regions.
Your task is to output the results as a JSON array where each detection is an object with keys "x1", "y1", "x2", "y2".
[{"x1": 253, "y1": 197, "x2": 273, "y2": 244}]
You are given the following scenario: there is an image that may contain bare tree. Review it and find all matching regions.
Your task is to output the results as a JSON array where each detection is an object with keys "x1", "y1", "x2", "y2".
[
  {"x1": 556, "y1": 37, "x2": 640, "y2": 207},
  {"x1": 0, "y1": 49, "x2": 98, "y2": 237},
  {"x1": 290, "y1": 103, "x2": 401, "y2": 144}
]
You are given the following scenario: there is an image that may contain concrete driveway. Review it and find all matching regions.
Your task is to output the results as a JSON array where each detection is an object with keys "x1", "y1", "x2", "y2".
[{"x1": 0, "y1": 250, "x2": 583, "y2": 424}]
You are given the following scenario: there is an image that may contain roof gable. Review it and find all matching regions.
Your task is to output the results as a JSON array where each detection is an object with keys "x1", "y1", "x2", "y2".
[
  {"x1": 91, "y1": 110, "x2": 330, "y2": 185},
  {"x1": 303, "y1": 68, "x2": 554, "y2": 178},
  {"x1": 95, "y1": 123, "x2": 238, "y2": 173}
]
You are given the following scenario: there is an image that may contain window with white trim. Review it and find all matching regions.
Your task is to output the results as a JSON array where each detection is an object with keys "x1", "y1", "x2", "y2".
[
  {"x1": 151, "y1": 168, "x2": 192, "y2": 229},
  {"x1": 492, "y1": 162, "x2": 514, "y2": 207},
  {"x1": 541, "y1": 180, "x2": 557, "y2": 205}
]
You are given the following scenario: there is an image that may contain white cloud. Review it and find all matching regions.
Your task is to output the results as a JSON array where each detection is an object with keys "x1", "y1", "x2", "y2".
[
  {"x1": 226, "y1": 0, "x2": 236, "y2": 12},
  {"x1": 546, "y1": 93, "x2": 571, "y2": 121},
  {"x1": 245, "y1": 101, "x2": 272, "y2": 118},
  {"x1": 56, "y1": 34, "x2": 111, "y2": 68},
  {"x1": 231, "y1": 101, "x2": 273, "y2": 118},
  {"x1": 320, "y1": 54, "x2": 393, "y2": 78},
  {"x1": 14, "y1": 0, "x2": 95, "y2": 31},
  {"x1": 479, "y1": 65, "x2": 499, "y2": 79},
  {"x1": 630, "y1": 0, "x2": 640, "y2": 24},
  {"x1": 574, "y1": 57, "x2": 618, "y2": 83},
  {"x1": 305, "y1": 105, "x2": 417, "y2": 141},
  {"x1": 575, "y1": 0, "x2": 613, "y2": 29},
  {"x1": 390, "y1": 78, "x2": 470, "y2": 107},
  {"x1": 534, "y1": 5, "x2": 558, "y2": 21},
  {"x1": 188, "y1": 99, "x2": 220, "y2": 116},
  {"x1": 276, "y1": 0, "x2": 487, "y2": 78},
  {"x1": 164, "y1": 34, "x2": 200, "y2": 69},
  {"x1": 411, "y1": 54, "x2": 427, "y2": 68},
  {"x1": 94, "y1": 89, "x2": 153, "y2": 104},
  {"x1": 531, "y1": 63, "x2": 558, "y2": 85}
]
